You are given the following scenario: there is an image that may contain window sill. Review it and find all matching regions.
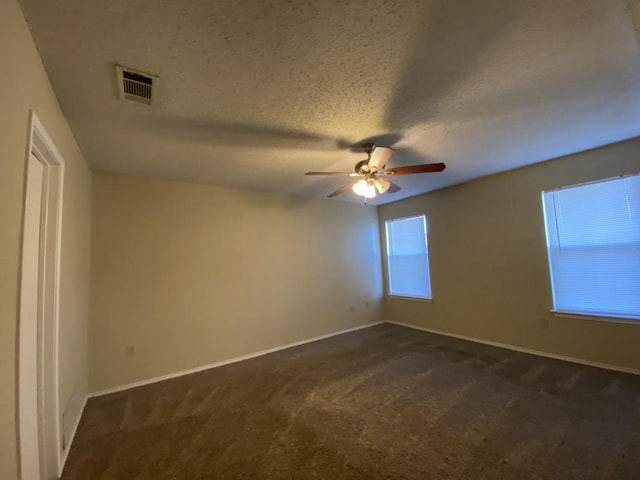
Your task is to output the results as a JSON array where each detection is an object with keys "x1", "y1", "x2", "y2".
[
  {"x1": 386, "y1": 294, "x2": 432, "y2": 303},
  {"x1": 552, "y1": 310, "x2": 640, "y2": 325}
]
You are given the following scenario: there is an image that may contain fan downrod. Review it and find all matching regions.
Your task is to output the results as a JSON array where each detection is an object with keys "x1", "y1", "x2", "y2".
[{"x1": 362, "y1": 142, "x2": 376, "y2": 155}]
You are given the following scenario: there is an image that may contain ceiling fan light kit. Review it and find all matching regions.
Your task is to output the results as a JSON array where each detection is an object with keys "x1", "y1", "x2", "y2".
[
  {"x1": 305, "y1": 143, "x2": 446, "y2": 200},
  {"x1": 352, "y1": 179, "x2": 377, "y2": 198}
]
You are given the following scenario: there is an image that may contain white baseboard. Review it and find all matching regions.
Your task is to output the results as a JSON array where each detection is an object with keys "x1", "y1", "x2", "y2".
[
  {"x1": 90, "y1": 321, "x2": 384, "y2": 398},
  {"x1": 58, "y1": 394, "x2": 88, "y2": 476},
  {"x1": 386, "y1": 320, "x2": 640, "y2": 376}
]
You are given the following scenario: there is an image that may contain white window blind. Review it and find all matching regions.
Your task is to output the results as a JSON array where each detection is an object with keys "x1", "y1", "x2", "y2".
[
  {"x1": 385, "y1": 215, "x2": 432, "y2": 299},
  {"x1": 541, "y1": 174, "x2": 640, "y2": 320}
]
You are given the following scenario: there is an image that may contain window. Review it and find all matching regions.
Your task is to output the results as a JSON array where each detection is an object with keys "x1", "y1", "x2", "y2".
[
  {"x1": 541, "y1": 173, "x2": 640, "y2": 320},
  {"x1": 385, "y1": 215, "x2": 432, "y2": 299}
]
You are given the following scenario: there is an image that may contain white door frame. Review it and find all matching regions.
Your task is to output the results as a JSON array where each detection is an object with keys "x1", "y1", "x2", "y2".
[{"x1": 18, "y1": 111, "x2": 65, "y2": 479}]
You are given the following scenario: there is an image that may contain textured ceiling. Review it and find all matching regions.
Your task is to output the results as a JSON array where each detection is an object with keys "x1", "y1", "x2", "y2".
[{"x1": 20, "y1": 0, "x2": 640, "y2": 204}]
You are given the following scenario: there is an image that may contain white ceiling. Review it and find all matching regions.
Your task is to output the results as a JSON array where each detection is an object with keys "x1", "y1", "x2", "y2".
[{"x1": 20, "y1": 0, "x2": 640, "y2": 204}]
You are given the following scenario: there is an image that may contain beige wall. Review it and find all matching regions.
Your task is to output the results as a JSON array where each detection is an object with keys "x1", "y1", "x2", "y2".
[
  {"x1": 90, "y1": 173, "x2": 382, "y2": 391},
  {"x1": 379, "y1": 138, "x2": 640, "y2": 371},
  {"x1": 0, "y1": 1, "x2": 92, "y2": 478},
  {"x1": 633, "y1": 0, "x2": 640, "y2": 43}
]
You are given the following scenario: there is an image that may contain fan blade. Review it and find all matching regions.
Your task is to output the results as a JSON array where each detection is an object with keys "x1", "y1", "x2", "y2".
[
  {"x1": 305, "y1": 171, "x2": 360, "y2": 176},
  {"x1": 387, "y1": 180, "x2": 401, "y2": 193},
  {"x1": 383, "y1": 163, "x2": 446, "y2": 175},
  {"x1": 367, "y1": 146, "x2": 395, "y2": 172},
  {"x1": 328, "y1": 181, "x2": 356, "y2": 198}
]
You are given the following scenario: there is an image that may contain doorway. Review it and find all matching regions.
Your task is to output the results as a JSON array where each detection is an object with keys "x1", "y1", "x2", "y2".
[{"x1": 18, "y1": 111, "x2": 64, "y2": 479}]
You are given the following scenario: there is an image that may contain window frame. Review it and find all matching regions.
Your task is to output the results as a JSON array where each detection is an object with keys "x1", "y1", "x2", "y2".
[
  {"x1": 384, "y1": 214, "x2": 433, "y2": 301},
  {"x1": 540, "y1": 173, "x2": 640, "y2": 323}
]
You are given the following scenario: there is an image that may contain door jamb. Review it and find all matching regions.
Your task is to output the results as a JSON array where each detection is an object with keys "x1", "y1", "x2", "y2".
[{"x1": 17, "y1": 110, "x2": 65, "y2": 479}]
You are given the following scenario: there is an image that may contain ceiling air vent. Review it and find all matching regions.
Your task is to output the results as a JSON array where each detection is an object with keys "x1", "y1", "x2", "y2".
[{"x1": 116, "y1": 65, "x2": 159, "y2": 105}]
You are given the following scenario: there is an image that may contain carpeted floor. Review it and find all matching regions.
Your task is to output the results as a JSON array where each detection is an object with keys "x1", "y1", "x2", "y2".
[{"x1": 62, "y1": 323, "x2": 640, "y2": 479}]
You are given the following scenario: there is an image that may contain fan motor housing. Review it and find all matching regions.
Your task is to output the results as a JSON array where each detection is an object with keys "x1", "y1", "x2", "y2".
[{"x1": 355, "y1": 159, "x2": 370, "y2": 174}]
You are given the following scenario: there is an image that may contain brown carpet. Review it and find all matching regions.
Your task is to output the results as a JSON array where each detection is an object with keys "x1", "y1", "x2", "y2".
[{"x1": 62, "y1": 323, "x2": 640, "y2": 479}]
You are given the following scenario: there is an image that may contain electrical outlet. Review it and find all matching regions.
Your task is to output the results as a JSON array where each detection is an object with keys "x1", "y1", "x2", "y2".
[
  {"x1": 633, "y1": 0, "x2": 640, "y2": 39},
  {"x1": 126, "y1": 344, "x2": 136, "y2": 356},
  {"x1": 365, "y1": 302, "x2": 370, "y2": 309}
]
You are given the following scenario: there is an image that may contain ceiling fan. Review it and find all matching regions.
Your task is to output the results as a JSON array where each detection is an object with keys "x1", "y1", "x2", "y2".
[{"x1": 305, "y1": 143, "x2": 446, "y2": 199}]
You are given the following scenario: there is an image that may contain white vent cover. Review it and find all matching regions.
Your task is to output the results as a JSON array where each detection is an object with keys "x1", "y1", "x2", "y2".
[{"x1": 116, "y1": 65, "x2": 159, "y2": 105}]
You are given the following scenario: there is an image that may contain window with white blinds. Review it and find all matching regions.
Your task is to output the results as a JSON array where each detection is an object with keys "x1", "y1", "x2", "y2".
[
  {"x1": 385, "y1": 215, "x2": 432, "y2": 299},
  {"x1": 541, "y1": 173, "x2": 640, "y2": 320}
]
